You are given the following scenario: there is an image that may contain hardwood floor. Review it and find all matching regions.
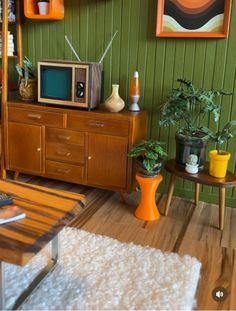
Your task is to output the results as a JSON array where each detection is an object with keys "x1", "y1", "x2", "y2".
[{"x1": 16, "y1": 174, "x2": 236, "y2": 310}]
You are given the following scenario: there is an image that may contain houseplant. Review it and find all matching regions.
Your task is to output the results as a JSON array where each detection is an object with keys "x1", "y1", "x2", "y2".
[
  {"x1": 37, "y1": 0, "x2": 50, "y2": 15},
  {"x1": 208, "y1": 121, "x2": 236, "y2": 178},
  {"x1": 128, "y1": 140, "x2": 167, "y2": 177},
  {"x1": 16, "y1": 56, "x2": 37, "y2": 102},
  {"x1": 159, "y1": 78, "x2": 232, "y2": 167}
]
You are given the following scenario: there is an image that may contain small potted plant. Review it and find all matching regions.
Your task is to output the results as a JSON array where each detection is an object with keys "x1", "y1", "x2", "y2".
[
  {"x1": 159, "y1": 78, "x2": 232, "y2": 167},
  {"x1": 185, "y1": 154, "x2": 199, "y2": 174},
  {"x1": 208, "y1": 121, "x2": 236, "y2": 178},
  {"x1": 37, "y1": 0, "x2": 50, "y2": 15},
  {"x1": 16, "y1": 56, "x2": 37, "y2": 102},
  {"x1": 128, "y1": 140, "x2": 167, "y2": 177}
]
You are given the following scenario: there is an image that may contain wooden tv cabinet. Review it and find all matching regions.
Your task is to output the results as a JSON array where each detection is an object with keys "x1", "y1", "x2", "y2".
[{"x1": 5, "y1": 101, "x2": 148, "y2": 193}]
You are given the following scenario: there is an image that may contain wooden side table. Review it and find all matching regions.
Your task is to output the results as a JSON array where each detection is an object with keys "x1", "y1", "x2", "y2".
[{"x1": 164, "y1": 159, "x2": 236, "y2": 230}]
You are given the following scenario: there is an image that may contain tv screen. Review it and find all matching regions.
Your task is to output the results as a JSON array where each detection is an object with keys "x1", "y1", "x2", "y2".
[{"x1": 41, "y1": 66, "x2": 72, "y2": 101}]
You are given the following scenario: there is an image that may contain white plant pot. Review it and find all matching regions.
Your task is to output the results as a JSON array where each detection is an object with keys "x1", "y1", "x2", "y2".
[
  {"x1": 38, "y1": 2, "x2": 49, "y2": 15},
  {"x1": 185, "y1": 163, "x2": 199, "y2": 174}
]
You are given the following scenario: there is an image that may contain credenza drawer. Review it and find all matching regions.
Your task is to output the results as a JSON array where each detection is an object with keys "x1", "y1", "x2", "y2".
[
  {"x1": 8, "y1": 107, "x2": 63, "y2": 127},
  {"x1": 45, "y1": 161, "x2": 84, "y2": 183},
  {"x1": 46, "y1": 128, "x2": 85, "y2": 146},
  {"x1": 67, "y1": 115, "x2": 129, "y2": 136},
  {"x1": 46, "y1": 142, "x2": 85, "y2": 164}
]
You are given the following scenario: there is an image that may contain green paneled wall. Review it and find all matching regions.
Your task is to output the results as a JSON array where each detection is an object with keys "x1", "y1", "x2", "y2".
[{"x1": 22, "y1": 0, "x2": 236, "y2": 206}]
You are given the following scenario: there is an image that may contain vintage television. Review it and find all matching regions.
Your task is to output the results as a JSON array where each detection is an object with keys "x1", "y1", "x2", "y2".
[{"x1": 38, "y1": 60, "x2": 102, "y2": 109}]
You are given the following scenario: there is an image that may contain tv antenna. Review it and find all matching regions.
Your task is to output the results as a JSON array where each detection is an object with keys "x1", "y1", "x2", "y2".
[
  {"x1": 99, "y1": 30, "x2": 118, "y2": 64},
  {"x1": 65, "y1": 35, "x2": 81, "y2": 61}
]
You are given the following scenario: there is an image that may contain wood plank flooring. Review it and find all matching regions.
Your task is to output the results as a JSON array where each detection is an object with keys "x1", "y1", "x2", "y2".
[{"x1": 13, "y1": 174, "x2": 236, "y2": 310}]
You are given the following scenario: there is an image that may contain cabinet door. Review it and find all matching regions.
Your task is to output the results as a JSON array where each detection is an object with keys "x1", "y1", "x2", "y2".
[
  {"x1": 87, "y1": 134, "x2": 128, "y2": 189},
  {"x1": 7, "y1": 122, "x2": 42, "y2": 174}
]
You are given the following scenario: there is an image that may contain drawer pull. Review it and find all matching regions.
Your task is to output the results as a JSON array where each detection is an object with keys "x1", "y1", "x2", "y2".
[
  {"x1": 56, "y1": 168, "x2": 70, "y2": 174},
  {"x1": 88, "y1": 122, "x2": 105, "y2": 128},
  {"x1": 37, "y1": 148, "x2": 41, "y2": 152},
  {"x1": 56, "y1": 150, "x2": 71, "y2": 157},
  {"x1": 88, "y1": 156, "x2": 92, "y2": 160},
  {"x1": 57, "y1": 134, "x2": 71, "y2": 141},
  {"x1": 27, "y1": 113, "x2": 42, "y2": 120}
]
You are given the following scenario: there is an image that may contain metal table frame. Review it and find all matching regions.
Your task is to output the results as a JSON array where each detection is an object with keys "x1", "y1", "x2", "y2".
[{"x1": 0, "y1": 235, "x2": 60, "y2": 310}]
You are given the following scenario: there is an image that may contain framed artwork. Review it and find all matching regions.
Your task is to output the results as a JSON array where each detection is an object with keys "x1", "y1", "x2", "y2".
[{"x1": 156, "y1": 0, "x2": 232, "y2": 38}]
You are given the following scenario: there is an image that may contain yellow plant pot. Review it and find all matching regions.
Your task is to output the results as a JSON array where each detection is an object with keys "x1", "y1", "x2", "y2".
[{"x1": 209, "y1": 150, "x2": 231, "y2": 178}]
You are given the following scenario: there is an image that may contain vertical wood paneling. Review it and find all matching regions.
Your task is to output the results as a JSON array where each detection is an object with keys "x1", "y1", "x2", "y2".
[
  {"x1": 21, "y1": 0, "x2": 236, "y2": 206},
  {"x1": 137, "y1": 0, "x2": 149, "y2": 109},
  {"x1": 127, "y1": 0, "x2": 140, "y2": 79},
  {"x1": 103, "y1": 0, "x2": 114, "y2": 98},
  {"x1": 143, "y1": 0, "x2": 158, "y2": 133},
  {"x1": 110, "y1": 0, "x2": 122, "y2": 86}
]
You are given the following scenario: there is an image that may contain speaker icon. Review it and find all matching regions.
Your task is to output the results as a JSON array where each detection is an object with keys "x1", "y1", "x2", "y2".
[
  {"x1": 212, "y1": 287, "x2": 227, "y2": 302},
  {"x1": 216, "y1": 291, "x2": 223, "y2": 298}
]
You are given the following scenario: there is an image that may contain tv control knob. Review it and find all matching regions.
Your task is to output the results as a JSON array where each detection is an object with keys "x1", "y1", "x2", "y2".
[{"x1": 88, "y1": 156, "x2": 92, "y2": 160}]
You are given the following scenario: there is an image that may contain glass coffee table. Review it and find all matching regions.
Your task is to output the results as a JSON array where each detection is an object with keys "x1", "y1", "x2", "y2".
[{"x1": 0, "y1": 179, "x2": 85, "y2": 310}]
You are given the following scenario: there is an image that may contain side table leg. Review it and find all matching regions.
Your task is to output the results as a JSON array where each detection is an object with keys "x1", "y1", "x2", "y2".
[
  {"x1": 164, "y1": 174, "x2": 176, "y2": 216},
  {"x1": 195, "y1": 183, "x2": 200, "y2": 206},
  {"x1": 0, "y1": 261, "x2": 5, "y2": 311},
  {"x1": 219, "y1": 187, "x2": 226, "y2": 230},
  {"x1": 119, "y1": 191, "x2": 126, "y2": 204}
]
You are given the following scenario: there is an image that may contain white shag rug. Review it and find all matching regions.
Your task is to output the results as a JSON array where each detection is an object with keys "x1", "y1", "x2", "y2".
[{"x1": 5, "y1": 227, "x2": 201, "y2": 310}]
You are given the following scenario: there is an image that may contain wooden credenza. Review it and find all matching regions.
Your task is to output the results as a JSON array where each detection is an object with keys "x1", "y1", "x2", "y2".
[{"x1": 5, "y1": 101, "x2": 148, "y2": 192}]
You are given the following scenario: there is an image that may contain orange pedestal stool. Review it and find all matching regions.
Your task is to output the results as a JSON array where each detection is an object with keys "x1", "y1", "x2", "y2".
[{"x1": 135, "y1": 173, "x2": 163, "y2": 221}]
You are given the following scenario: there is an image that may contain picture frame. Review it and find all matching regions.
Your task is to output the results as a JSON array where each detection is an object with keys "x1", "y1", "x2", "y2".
[{"x1": 156, "y1": 0, "x2": 232, "y2": 38}]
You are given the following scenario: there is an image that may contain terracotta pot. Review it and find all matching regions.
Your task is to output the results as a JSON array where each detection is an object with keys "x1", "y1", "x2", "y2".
[{"x1": 19, "y1": 78, "x2": 37, "y2": 102}]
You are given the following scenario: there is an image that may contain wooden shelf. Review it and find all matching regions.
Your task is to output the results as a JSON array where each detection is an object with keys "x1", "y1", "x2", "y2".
[
  {"x1": 0, "y1": 55, "x2": 17, "y2": 58},
  {"x1": 24, "y1": 0, "x2": 64, "y2": 20},
  {"x1": 0, "y1": 21, "x2": 16, "y2": 24},
  {"x1": 0, "y1": 83, "x2": 18, "y2": 95}
]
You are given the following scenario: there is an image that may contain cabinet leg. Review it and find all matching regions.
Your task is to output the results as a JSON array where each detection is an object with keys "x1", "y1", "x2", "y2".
[
  {"x1": 119, "y1": 191, "x2": 126, "y2": 203},
  {"x1": 195, "y1": 183, "x2": 200, "y2": 206},
  {"x1": 13, "y1": 171, "x2": 19, "y2": 180},
  {"x1": 0, "y1": 167, "x2": 7, "y2": 180},
  {"x1": 164, "y1": 174, "x2": 176, "y2": 216},
  {"x1": 219, "y1": 187, "x2": 225, "y2": 230}
]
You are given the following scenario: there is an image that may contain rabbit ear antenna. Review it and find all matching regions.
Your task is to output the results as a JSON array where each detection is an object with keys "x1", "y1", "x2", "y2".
[
  {"x1": 99, "y1": 30, "x2": 118, "y2": 64},
  {"x1": 65, "y1": 35, "x2": 81, "y2": 62}
]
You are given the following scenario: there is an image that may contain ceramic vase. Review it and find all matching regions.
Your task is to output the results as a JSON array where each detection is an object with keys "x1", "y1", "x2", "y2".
[
  {"x1": 104, "y1": 84, "x2": 125, "y2": 112},
  {"x1": 38, "y1": 1, "x2": 49, "y2": 15}
]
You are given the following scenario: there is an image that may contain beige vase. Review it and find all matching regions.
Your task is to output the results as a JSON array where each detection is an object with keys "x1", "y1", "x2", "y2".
[
  {"x1": 19, "y1": 78, "x2": 37, "y2": 102},
  {"x1": 104, "y1": 84, "x2": 125, "y2": 112}
]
